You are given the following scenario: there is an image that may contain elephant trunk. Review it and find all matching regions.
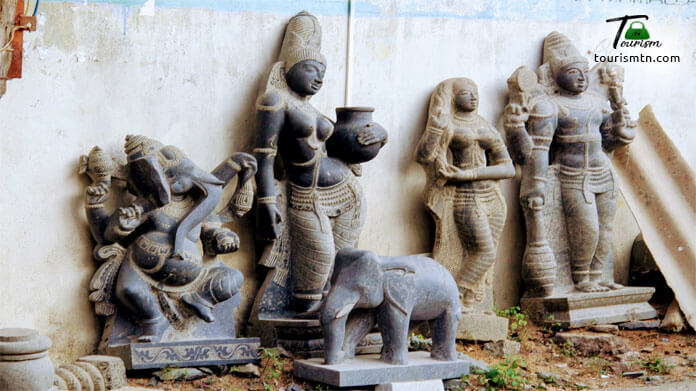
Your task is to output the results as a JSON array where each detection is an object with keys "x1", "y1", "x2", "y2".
[{"x1": 321, "y1": 287, "x2": 359, "y2": 365}]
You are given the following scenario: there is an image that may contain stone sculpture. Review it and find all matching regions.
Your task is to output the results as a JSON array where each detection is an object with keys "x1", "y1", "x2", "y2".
[
  {"x1": 0, "y1": 328, "x2": 53, "y2": 391},
  {"x1": 249, "y1": 11, "x2": 387, "y2": 354},
  {"x1": 80, "y1": 135, "x2": 260, "y2": 368},
  {"x1": 320, "y1": 248, "x2": 461, "y2": 365},
  {"x1": 53, "y1": 355, "x2": 127, "y2": 391},
  {"x1": 416, "y1": 77, "x2": 514, "y2": 341},
  {"x1": 503, "y1": 32, "x2": 655, "y2": 326}
]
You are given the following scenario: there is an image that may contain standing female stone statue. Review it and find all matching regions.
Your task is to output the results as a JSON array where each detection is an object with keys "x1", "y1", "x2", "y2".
[
  {"x1": 416, "y1": 78, "x2": 514, "y2": 340},
  {"x1": 253, "y1": 11, "x2": 387, "y2": 318}
]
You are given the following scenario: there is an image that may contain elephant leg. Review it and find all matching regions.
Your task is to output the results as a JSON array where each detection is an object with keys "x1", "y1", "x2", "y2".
[
  {"x1": 429, "y1": 309, "x2": 459, "y2": 361},
  {"x1": 342, "y1": 309, "x2": 376, "y2": 360},
  {"x1": 378, "y1": 305, "x2": 410, "y2": 365}
]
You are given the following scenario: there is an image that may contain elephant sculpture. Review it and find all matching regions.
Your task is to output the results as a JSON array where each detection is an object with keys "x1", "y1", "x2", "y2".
[{"x1": 321, "y1": 248, "x2": 461, "y2": 365}]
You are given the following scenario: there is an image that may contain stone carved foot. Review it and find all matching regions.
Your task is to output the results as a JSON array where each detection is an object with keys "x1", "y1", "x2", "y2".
[
  {"x1": 136, "y1": 317, "x2": 168, "y2": 342},
  {"x1": 575, "y1": 281, "x2": 610, "y2": 293},
  {"x1": 598, "y1": 281, "x2": 624, "y2": 290},
  {"x1": 182, "y1": 293, "x2": 215, "y2": 323}
]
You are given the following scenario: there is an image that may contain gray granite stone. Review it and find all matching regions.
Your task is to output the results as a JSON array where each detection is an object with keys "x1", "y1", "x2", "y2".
[
  {"x1": 521, "y1": 287, "x2": 656, "y2": 328},
  {"x1": 483, "y1": 340, "x2": 521, "y2": 357},
  {"x1": 106, "y1": 338, "x2": 260, "y2": 370},
  {"x1": 375, "y1": 379, "x2": 444, "y2": 391},
  {"x1": 619, "y1": 320, "x2": 660, "y2": 330},
  {"x1": 553, "y1": 332, "x2": 627, "y2": 356},
  {"x1": 293, "y1": 351, "x2": 471, "y2": 387},
  {"x1": 457, "y1": 313, "x2": 508, "y2": 342}
]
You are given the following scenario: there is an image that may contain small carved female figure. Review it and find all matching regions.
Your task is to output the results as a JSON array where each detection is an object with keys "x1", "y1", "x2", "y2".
[
  {"x1": 416, "y1": 78, "x2": 514, "y2": 312},
  {"x1": 254, "y1": 11, "x2": 387, "y2": 315}
]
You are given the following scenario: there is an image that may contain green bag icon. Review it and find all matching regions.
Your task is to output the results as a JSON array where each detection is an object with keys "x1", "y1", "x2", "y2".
[{"x1": 625, "y1": 21, "x2": 650, "y2": 40}]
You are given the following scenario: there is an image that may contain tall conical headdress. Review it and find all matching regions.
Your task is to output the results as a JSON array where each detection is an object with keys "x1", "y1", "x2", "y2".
[
  {"x1": 543, "y1": 31, "x2": 587, "y2": 75},
  {"x1": 278, "y1": 11, "x2": 326, "y2": 71}
]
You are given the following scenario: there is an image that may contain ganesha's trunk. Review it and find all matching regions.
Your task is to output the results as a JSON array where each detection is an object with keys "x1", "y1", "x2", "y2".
[{"x1": 174, "y1": 183, "x2": 222, "y2": 252}]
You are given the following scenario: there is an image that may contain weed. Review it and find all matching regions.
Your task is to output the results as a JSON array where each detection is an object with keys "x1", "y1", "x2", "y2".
[
  {"x1": 587, "y1": 356, "x2": 610, "y2": 376},
  {"x1": 641, "y1": 355, "x2": 674, "y2": 375},
  {"x1": 496, "y1": 306, "x2": 529, "y2": 342},
  {"x1": 560, "y1": 340, "x2": 577, "y2": 358},
  {"x1": 259, "y1": 347, "x2": 284, "y2": 391},
  {"x1": 472, "y1": 356, "x2": 529, "y2": 390},
  {"x1": 542, "y1": 314, "x2": 563, "y2": 336},
  {"x1": 409, "y1": 333, "x2": 432, "y2": 351}
]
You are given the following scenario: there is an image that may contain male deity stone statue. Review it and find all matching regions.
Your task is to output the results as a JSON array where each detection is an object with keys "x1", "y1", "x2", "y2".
[
  {"x1": 249, "y1": 11, "x2": 387, "y2": 353},
  {"x1": 80, "y1": 135, "x2": 260, "y2": 369},
  {"x1": 503, "y1": 32, "x2": 655, "y2": 326},
  {"x1": 416, "y1": 78, "x2": 514, "y2": 341}
]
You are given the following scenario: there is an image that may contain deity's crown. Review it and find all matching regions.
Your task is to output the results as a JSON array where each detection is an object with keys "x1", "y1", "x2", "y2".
[
  {"x1": 279, "y1": 11, "x2": 326, "y2": 72},
  {"x1": 124, "y1": 134, "x2": 184, "y2": 171},
  {"x1": 543, "y1": 31, "x2": 588, "y2": 76}
]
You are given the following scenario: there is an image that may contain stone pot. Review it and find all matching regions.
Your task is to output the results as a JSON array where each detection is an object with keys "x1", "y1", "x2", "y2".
[
  {"x1": 327, "y1": 107, "x2": 386, "y2": 164},
  {"x1": 0, "y1": 328, "x2": 54, "y2": 391}
]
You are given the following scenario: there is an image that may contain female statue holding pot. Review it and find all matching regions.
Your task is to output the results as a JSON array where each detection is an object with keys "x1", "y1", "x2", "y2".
[
  {"x1": 254, "y1": 11, "x2": 387, "y2": 315},
  {"x1": 417, "y1": 78, "x2": 514, "y2": 314}
]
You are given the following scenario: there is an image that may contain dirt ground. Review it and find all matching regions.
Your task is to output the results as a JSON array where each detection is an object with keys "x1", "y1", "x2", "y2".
[{"x1": 125, "y1": 318, "x2": 696, "y2": 391}]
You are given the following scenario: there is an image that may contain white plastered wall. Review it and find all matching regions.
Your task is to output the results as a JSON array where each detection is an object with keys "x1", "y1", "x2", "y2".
[{"x1": 0, "y1": 0, "x2": 693, "y2": 362}]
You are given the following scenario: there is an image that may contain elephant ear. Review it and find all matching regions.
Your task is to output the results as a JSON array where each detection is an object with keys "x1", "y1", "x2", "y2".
[{"x1": 383, "y1": 269, "x2": 416, "y2": 316}]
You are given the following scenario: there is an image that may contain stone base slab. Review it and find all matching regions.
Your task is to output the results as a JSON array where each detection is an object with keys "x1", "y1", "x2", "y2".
[
  {"x1": 254, "y1": 317, "x2": 382, "y2": 358},
  {"x1": 457, "y1": 313, "x2": 508, "y2": 341},
  {"x1": 293, "y1": 351, "x2": 470, "y2": 387},
  {"x1": 375, "y1": 379, "x2": 444, "y2": 391},
  {"x1": 521, "y1": 286, "x2": 656, "y2": 328},
  {"x1": 105, "y1": 338, "x2": 260, "y2": 370}
]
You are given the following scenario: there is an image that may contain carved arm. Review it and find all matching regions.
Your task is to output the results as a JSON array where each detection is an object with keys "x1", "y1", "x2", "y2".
[{"x1": 254, "y1": 92, "x2": 284, "y2": 241}]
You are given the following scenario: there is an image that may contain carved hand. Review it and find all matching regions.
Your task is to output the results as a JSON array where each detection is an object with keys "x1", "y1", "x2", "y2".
[
  {"x1": 230, "y1": 152, "x2": 258, "y2": 177},
  {"x1": 117, "y1": 204, "x2": 142, "y2": 232},
  {"x1": 213, "y1": 228, "x2": 240, "y2": 254},
  {"x1": 520, "y1": 184, "x2": 546, "y2": 209},
  {"x1": 257, "y1": 203, "x2": 283, "y2": 241},
  {"x1": 356, "y1": 123, "x2": 388, "y2": 146},
  {"x1": 504, "y1": 104, "x2": 529, "y2": 128},
  {"x1": 86, "y1": 180, "x2": 111, "y2": 205}
]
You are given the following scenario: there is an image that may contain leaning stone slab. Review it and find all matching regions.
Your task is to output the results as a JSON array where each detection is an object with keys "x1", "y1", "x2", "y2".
[
  {"x1": 456, "y1": 313, "x2": 508, "y2": 342},
  {"x1": 611, "y1": 106, "x2": 696, "y2": 331},
  {"x1": 293, "y1": 351, "x2": 471, "y2": 388},
  {"x1": 521, "y1": 286, "x2": 656, "y2": 328},
  {"x1": 105, "y1": 338, "x2": 260, "y2": 370}
]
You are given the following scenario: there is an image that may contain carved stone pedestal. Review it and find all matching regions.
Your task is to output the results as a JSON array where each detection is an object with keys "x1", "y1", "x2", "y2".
[
  {"x1": 252, "y1": 317, "x2": 382, "y2": 358},
  {"x1": 293, "y1": 351, "x2": 471, "y2": 388},
  {"x1": 100, "y1": 297, "x2": 260, "y2": 370},
  {"x1": 457, "y1": 313, "x2": 508, "y2": 342},
  {"x1": 521, "y1": 286, "x2": 656, "y2": 328},
  {"x1": 105, "y1": 338, "x2": 259, "y2": 370}
]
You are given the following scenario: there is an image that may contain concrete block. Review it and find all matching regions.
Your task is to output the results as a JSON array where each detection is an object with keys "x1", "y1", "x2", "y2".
[
  {"x1": 457, "y1": 313, "x2": 508, "y2": 342},
  {"x1": 293, "y1": 351, "x2": 470, "y2": 387},
  {"x1": 376, "y1": 379, "x2": 444, "y2": 391}
]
